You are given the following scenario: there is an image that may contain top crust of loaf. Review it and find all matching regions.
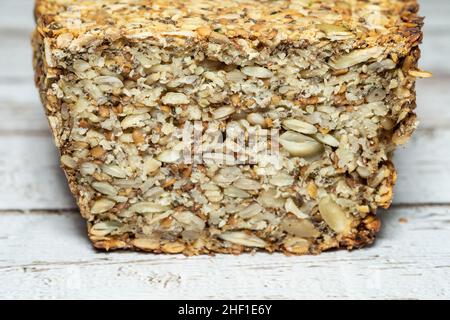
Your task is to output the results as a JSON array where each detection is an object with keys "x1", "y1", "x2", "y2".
[{"x1": 35, "y1": 0, "x2": 422, "y2": 57}]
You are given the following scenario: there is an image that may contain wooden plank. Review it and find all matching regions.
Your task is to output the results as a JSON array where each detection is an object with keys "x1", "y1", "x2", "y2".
[
  {"x1": 0, "y1": 0, "x2": 35, "y2": 31},
  {"x1": 420, "y1": 0, "x2": 450, "y2": 32},
  {"x1": 0, "y1": 205, "x2": 449, "y2": 299}
]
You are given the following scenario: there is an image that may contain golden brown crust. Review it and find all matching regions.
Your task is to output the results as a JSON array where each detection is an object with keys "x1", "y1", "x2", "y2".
[{"x1": 35, "y1": 0, "x2": 423, "y2": 57}]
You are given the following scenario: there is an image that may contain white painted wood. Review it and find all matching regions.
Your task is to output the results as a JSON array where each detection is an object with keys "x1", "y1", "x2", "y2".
[
  {"x1": 0, "y1": 136, "x2": 75, "y2": 210},
  {"x1": 0, "y1": 206, "x2": 449, "y2": 299}
]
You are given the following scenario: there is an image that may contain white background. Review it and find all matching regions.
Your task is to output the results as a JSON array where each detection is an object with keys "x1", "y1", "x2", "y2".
[{"x1": 0, "y1": 0, "x2": 449, "y2": 299}]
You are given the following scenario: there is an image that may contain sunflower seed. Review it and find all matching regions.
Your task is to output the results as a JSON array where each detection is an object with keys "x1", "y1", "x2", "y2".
[
  {"x1": 241, "y1": 66, "x2": 273, "y2": 78},
  {"x1": 270, "y1": 173, "x2": 294, "y2": 187},
  {"x1": 90, "y1": 221, "x2": 121, "y2": 237},
  {"x1": 280, "y1": 216, "x2": 320, "y2": 238},
  {"x1": 121, "y1": 114, "x2": 150, "y2": 129},
  {"x1": 161, "y1": 241, "x2": 186, "y2": 253},
  {"x1": 246, "y1": 113, "x2": 266, "y2": 127},
  {"x1": 143, "y1": 157, "x2": 162, "y2": 174},
  {"x1": 314, "y1": 133, "x2": 340, "y2": 147},
  {"x1": 284, "y1": 198, "x2": 308, "y2": 219},
  {"x1": 174, "y1": 211, "x2": 205, "y2": 231},
  {"x1": 330, "y1": 47, "x2": 384, "y2": 69},
  {"x1": 129, "y1": 202, "x2": 171, "y2": 214},
  {"x1": 212, "y1": 106, "x2": 235, "y2": 120},
  {"x1": 282, "y1": 119, "x2": 317, "y2": 134},
  {"x1": 219, "y1": 231, "x2": 267, "y2": 248},
  {"x1": 283, "y1": 237, "x2": 310, "y2": 254},
  {"x1": 91, "y1": 181, "x2": 118, "y2": 196},
  {"x1": 258, "y1": 189, "x2": 285, "y2": 209},
  {"x1": 157, "y1": 149, "x2": 181, "y2": 163},
  {"x1": 204, "y1": 190, "x2": 223, "y2": 203},
  {"x1": 91, "y1": 198, "x2": 116, "y2": 214},
  {"x1": 102, "y1": 164, "x2": 127, "y2": 178},
  {"x1": 279, "y1": 131, "x2": 324, "y2": 157},
  {"x1": 132, "y1": 238, "x2": 160, "y2": 250},
  {"x1": 238, "y1": 203, "x2": 263, "y2": 219},
  {"x1": 80, "y1": 162, "x2": 98, "y2": 176},
  {"x1": 213, "y1": 167, "x2": 241, "y2": 184},
  {"x1": 161, "y1": 92, "x2": 190, "y2": 105},
  {"x1": 224, "y1": 186, "x2": 251, "y2": 198},
  {"x1": 233, "y1": 178, "x2": 261, "y2": 190},
  {"x1": 61, "y1": 155, "x2": 78, "y2": 169},
  {"x1": 318, "y1": 196, "x2": 352, "y2": 234}
]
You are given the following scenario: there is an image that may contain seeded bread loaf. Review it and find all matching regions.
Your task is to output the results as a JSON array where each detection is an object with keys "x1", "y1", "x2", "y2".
[{"x1": 33, "y1": 0, "x2": 427, "y2": 255}]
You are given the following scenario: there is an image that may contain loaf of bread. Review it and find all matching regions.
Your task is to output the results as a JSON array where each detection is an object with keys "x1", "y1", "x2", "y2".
[{"x1": 33, "y1": 0, "x2": 428, "y2": 255}]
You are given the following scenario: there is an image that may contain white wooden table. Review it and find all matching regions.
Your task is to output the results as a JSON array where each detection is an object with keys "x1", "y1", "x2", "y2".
[{"x1": 1, "y1": 0, "x2": 449, "y2": 300}]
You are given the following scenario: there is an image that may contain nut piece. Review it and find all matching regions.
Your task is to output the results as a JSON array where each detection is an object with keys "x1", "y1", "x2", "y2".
[
  {"x1": 318, "y1": 196, "x2": 352, "y2": 234},
  {"x1": 279, "y1": 131, "x2": 324, "y2": 157},
  {"x1": 219, "y1": 231, "x2": 267, "y2": 248}
]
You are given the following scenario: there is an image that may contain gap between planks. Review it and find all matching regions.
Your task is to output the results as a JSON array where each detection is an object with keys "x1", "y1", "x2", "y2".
[{"x1": 2, "y1": 202, "x2": 450, "y2": 215}]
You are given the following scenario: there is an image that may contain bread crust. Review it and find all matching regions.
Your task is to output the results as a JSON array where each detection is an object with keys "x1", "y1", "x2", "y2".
[{"x1": 33, "y1": 0, "x2": 423, "y2": 255}]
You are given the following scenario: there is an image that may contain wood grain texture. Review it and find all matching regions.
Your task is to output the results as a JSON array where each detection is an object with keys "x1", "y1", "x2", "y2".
[
  {"x1": 0, "y1": 205, "x2": 449, "y2": 299},
  {"x1": 0, "y1": 0, "x2": 449, "y2": 300}
]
